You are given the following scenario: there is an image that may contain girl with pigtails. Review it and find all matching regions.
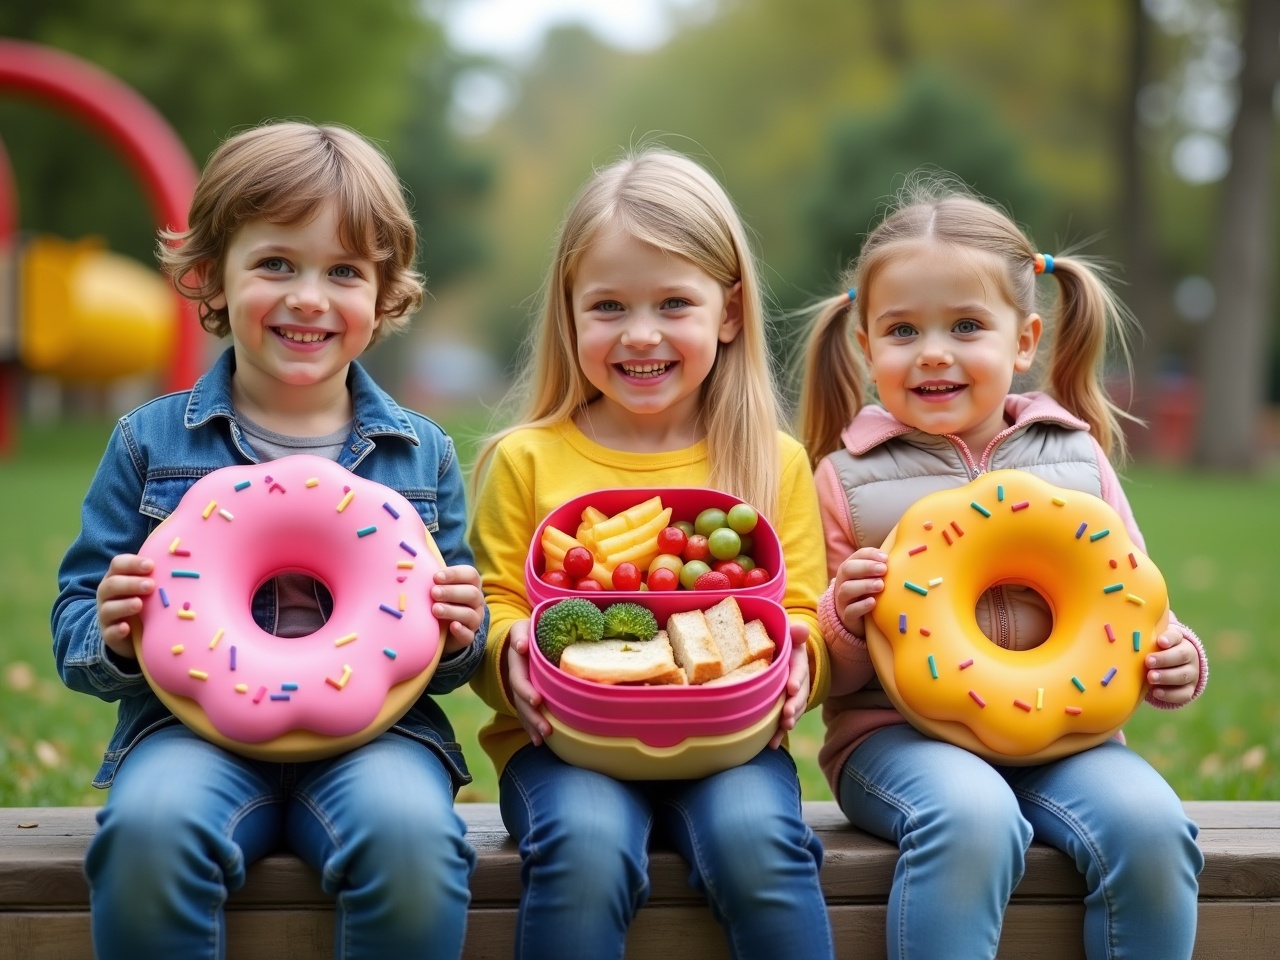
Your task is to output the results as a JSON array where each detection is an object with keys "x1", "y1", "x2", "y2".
[{"x1": 798, "y1": 173, "x2": 1207, "y2": 959}]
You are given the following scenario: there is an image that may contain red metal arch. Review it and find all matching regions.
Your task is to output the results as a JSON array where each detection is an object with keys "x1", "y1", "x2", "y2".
[{"x1": 0, "y1": 38, "x2": 200, "y2": 391}]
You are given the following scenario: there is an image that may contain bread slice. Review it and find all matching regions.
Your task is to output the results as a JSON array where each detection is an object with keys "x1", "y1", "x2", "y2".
[
  {"x1": 743, "y1": 617, "x2": 777, "y2": 664},
  {"x1": 703, "y1": 596, "x2": 749, "y2": 672},
  {"x1": 665, "y1": 610, "x2": 724, "y2": 684},
  {"x1": 702, "y1": 658, "x2": 770, "y2": 687},
  {"x1": 559, "y1": 634, "x2": 680, "y2": 685}
]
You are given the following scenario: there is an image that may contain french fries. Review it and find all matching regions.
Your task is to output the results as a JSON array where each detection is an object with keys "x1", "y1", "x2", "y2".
[{"x1": 540, "y1": 496, "x2": 672, "y2": 588}]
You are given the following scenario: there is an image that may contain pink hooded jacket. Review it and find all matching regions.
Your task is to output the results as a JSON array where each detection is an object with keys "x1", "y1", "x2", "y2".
[{"x1": 814, "y1": 393, "x2": 1208, "y2": 794}]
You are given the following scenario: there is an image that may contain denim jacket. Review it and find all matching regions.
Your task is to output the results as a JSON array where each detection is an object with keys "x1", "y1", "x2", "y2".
[{"x1": 52, "y1": 348, "x2": 487, "y2": 790}]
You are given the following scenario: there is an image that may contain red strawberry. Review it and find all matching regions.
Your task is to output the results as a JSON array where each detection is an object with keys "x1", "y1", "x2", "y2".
[{"x1": 693, "y1": 571, "x2": 732, "y2": 591}]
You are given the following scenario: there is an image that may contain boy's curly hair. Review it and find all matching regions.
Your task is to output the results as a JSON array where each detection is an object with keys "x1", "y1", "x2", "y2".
[{"x1": 157, "y1": 121, "x2": 423, "y2": 344}]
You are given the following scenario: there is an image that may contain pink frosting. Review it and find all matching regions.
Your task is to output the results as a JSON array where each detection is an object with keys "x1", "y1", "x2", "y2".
[{"x1": 137, "y1": 455, "x2": 443, "y2": 743}]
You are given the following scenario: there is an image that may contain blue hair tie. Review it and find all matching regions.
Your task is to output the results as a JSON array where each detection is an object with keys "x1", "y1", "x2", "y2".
[
  {"x1": 1034, "y1": 253, "x2": 1055, "y2": 275},
  {"x1": 846, "y1": 288, "x2": 857, "y2": 302}
]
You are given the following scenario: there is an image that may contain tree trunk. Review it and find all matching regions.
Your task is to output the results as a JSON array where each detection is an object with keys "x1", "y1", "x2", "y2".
[
  {"x1": 1192, "y1": 0, "x2": 1280, "y2": 470},
  {"x1": 1120, "y1": 0, "x2": 1174, "y2": 455}
]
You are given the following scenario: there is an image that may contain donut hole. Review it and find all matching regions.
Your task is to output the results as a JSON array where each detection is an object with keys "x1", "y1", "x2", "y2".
[
  {"x1": 973, "y1": 582, "x2": 1054, "y2": 648},
  {"x1": 253, "y1": 571, "x2": 334, "y2": 639}
]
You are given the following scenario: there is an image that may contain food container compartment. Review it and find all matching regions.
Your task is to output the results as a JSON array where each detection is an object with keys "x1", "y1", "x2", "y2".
[
  {"x1": 528, "y1": 592, "x2": 791, "y2": 757},
  {"x1": 526, "y1": 487, "x2": 785, "y2": 606}
]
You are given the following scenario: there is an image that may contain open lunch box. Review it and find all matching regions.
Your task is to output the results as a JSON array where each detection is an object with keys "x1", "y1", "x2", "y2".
[{"x1": 524, "y1": 488, "x2": 792, "y2": 779}]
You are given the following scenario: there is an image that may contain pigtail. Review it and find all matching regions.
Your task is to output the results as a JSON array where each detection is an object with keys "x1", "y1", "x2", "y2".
[
  {"x1": 798, "y1": 292, "x2": 867, "y2": 469},
  {"x1": 1040, "y1": 255, "x2": 1136, "y2": 463}
]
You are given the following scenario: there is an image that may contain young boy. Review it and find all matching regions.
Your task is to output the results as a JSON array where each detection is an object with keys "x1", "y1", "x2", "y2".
[{"x1": 52, "y1": 121, "x2": 487, "y2": 960}]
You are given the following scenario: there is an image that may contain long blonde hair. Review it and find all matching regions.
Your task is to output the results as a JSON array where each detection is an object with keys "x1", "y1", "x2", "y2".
[
  {"x1": 798, "y1": 174, "x2": 1134, "y2": 467},
  {"x1": 473, "y1": 148, "x2": 785, "y2": 520}
]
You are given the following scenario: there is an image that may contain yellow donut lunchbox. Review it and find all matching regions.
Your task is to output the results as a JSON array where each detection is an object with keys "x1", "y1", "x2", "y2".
[{"x1": 865, "y1": 470, "x2": 1169, "y2": 765}]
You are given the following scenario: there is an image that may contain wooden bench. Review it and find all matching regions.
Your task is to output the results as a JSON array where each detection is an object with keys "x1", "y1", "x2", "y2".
[{"x1": 2, "y1": 801, "x2": 1277, "y2": 959}]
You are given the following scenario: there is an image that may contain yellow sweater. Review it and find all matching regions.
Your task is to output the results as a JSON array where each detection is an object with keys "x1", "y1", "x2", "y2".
[{"x1": 468, "y1": 420, "x2": 830, "y2": 775}]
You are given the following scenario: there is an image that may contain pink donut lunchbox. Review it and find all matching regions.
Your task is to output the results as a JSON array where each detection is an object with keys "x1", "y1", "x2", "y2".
[
  {"x1": 525, "y1": 487, "x2": 785, "y2": 606},
  {"x1": 133, "y1": 456, "x2": 447, "y2": 762},
  {"x1": 529, "y1": 593, "x2": 791, "y2": 780}
]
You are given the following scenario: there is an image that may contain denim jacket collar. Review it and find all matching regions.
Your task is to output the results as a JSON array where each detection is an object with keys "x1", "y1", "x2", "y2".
[{"x1": 184, "y1": 348, "x2": 421, "y2": 453}]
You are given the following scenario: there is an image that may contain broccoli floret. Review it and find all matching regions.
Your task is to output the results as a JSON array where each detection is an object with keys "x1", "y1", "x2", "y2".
[
  {"x1": 535, "y1": 598, "x2": 606, "y2": 665},
  {"x1": 601, "y1": 602, "x2": 659, "y2": 643}
]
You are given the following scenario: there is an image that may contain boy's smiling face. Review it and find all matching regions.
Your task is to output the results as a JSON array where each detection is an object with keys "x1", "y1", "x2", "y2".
[{"x1": 212, "y1": 199, "x2": 380, "y2": 413}]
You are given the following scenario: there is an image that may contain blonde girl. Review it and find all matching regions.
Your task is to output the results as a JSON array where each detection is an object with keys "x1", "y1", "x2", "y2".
[
  {"x1": 800, "y1": 174, "x2": 1207, "y2": 960},
  {"x1": 469, "y1": 147, "x2": 834, "y2": 960}
]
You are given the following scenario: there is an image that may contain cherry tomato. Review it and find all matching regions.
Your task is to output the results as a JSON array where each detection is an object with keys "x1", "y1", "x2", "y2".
[
  {"x1": 682, "y1": 535, "x2": 711, "y2": 563},
  {"x1": 563, "y1": 546, "x2": 594, "y2": 580},
  {"x1": 655, "y1": 525, "x2": 688, "y2": 556},
  {"x1": 711, "y1": 560, "x2": 746, "y2": 588},
  {"x1": 574, "y1": 577, "x2": 604, "y2": 591},
  {"x1": 646, "y1": 567, "x2": 679, "y2": 591},
  {"x1": 541, "y1": 569, "x2": 572, "y2": 588},
  {"x1": 742, "y1": 566, "x2": 771, "y2": 587},
  {"x1": 611, "y1": 562, "x2": 642, "y2": 591}
]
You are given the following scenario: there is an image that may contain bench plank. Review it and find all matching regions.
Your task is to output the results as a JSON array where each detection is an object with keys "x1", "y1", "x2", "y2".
[{"x1": 3, "y1": 802, "x2": 1278, "y2": 959}]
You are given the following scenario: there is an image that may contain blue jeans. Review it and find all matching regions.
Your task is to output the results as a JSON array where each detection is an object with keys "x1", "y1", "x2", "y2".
[
  {"x1": 839, "y1": 725, "x2": 1203, "y2": 960},
  {"x1": 87, "y1": 724, "x2": 476, "y2": 960},
  {"x1": 500, "y1": 744, "x2": 833, "y2": 960}
]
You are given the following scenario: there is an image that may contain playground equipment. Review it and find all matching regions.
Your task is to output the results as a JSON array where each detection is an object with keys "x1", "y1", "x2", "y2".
[{"x1": 0, "y1": 39, "x2": 200, "y2": 453}]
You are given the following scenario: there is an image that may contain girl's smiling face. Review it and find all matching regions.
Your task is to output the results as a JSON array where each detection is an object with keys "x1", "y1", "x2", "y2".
[
  {"x1": 570, "y1": 223, "x2": 742, "y2": 445},
  {"x1": 858, "y1": 241, "x2": 1042, "y2": 456}
]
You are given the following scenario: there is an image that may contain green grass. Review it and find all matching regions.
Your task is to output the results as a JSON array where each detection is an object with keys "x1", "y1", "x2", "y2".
[{"x1": 2, "y1": 418, "x2": 1277, "y2": 806}]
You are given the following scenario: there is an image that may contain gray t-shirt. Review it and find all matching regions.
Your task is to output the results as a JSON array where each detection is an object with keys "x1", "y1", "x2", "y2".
[{"x1": 238, "y1": 414, "x2": 351, "y2": 638}]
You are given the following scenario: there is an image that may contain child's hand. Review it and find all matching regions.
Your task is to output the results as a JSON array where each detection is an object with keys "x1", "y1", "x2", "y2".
[
  {"x1": 96, "y1": 554, "x2": 154, "y2": 660},
  {"x1": 769, "y1": 622, "x2": 812, "y2": 749},
  {"x1": 832, "y1": 548, "x2": 888, "y2": 639},
  {"x1": 504, "y1": 620, "x2": 550, "y2": 745},
  {"x1": 432, "y1": 564, "x2": 485, "y2": 655},
  {"x1": 1146, "y1": 622, "x2": 1200, "y2": 705}
]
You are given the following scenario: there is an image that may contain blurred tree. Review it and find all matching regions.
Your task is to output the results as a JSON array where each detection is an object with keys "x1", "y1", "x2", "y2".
[
  {"x1": 798, "y1": 72, "x2": 1049, "y2": 300},
  {"x1": 463, "y1": 0, "x2": 1132, "y2": 373},
  {"x1": 0, "y1": 0, "x2": 487, "y2": 292},
  {"x1": 1119, "y1": 0, "x2": 1176, "y2": 447},
  {"x1": 1192, "y1": 0, "x2": 1280, "y2": 470}
]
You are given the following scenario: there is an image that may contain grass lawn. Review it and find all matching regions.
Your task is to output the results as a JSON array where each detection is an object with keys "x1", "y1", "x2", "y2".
[{"x1": 2, "y1": 417, "x2": 1276, "y2": 806}]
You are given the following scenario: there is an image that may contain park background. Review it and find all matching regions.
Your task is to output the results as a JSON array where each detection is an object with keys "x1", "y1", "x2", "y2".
[{"x1": 1, "y1": 0, "x2": 1277, "y2": 806}]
